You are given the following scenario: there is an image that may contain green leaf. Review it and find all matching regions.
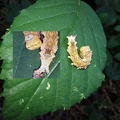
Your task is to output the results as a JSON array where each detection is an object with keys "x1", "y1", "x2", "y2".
[
  {"x1": 6, "y1": 0, "x2": 31, "y2": 23},
  {"x1": 114, "y1": 52, "x2": 120, "y2": 60},
  {"x1": 105, "y1": 49, "x2": 113, "y2": 66},
  {"x1": 109, "y1": 0, "x2": 120, "y2": 13},
  {"x1": 0, "y1": 0, "x2": 106, "y2": 120},
  {"x1": 21, "y1": 0, "x2": 31, "y2": 8},
  {"x1": 95, "y1": 0, "x2": 110, "y2": 6},
  {"x1": 114, "y1": 25, "x2": 120, "y2": 32},
  {"x1": 107, "y1": 36, "x2": 120, "y2": 48},
  {"x1": 105, "y1": 62, "x2": 120, "y2": 80},
  {"x1": 96, "y1": 6, "x2": 117, "y2": 26},
  {"x1": 6, "y1": 3, "x2": 22, "y2": 23},
  {"x1": 95, "y1": 0, "x2": 120, "y2": 13}
]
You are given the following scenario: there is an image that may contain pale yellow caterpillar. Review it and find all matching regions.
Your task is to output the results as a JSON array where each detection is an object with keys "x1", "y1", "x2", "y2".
[
  {"x1": 67, "y1": 35, "x2": 92, "y2": 69},
  {"x1": 23, "y1": 31, "x2": 42, "y2": 50},
  {"x1": 33, "y1": 31, "x2": 59, "y2": 78}
]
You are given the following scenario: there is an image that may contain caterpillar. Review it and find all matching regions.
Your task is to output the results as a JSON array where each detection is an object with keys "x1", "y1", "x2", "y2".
[
  {"x1": 33, "y1": 31, "x2": 59, "y2": 79},
  {"x1": 23, "y1": 31, "x2": 42, "y2": 50},
  {"x1": 67, "y1": 35, "x2": 92, "y2": 69}
]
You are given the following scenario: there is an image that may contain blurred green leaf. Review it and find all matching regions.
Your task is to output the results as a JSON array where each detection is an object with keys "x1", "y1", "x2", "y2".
[
  {"x1": 117, "y1": 15, "x2": 120, "y2": 21},
  {"x1": 0, "y1": 0, "x2": 106, "y2": 120},
  {"x1": 6, "y1": 3, "x2": 22, "y2": 23},
  {"x1": 96, "y1": 6, "x2": 117, "y2": 26},
  {"x1": 6, "y1": 1, "x2": 31, "y2": 23},
  {"x1": 106, "y1": 49, "x2": 113, "y2": 66},
  {"x1": 107, "y1": 36, "x2": 120, "y2": 48},
  {"x1": 85, "y1": 102, "x2": 100, "y2": 120},
  {"x1": 114, "y1": 25, "x2": 120, "y2": 32},
  {"x1": 95, "y1": 0, "x2": 110, "y2": 6},
  {"x1": 109, "y1": 0, "x2": 120, "y2": 13},
  {"x1": 95, "y1": 0, "x2": 120, "y2": 13},
  {"x1": 21, "y1": 0, "x2": 31, "y2": 8},
  {"x1": 105, "y1": 62, "x2": 120, "y2": 80},
  {"x1": 114, "y1": 52, "x2": 120, "y2": 60},
  {"x1": 104, "y1": 49, "x2": 120, "y2": 80}
]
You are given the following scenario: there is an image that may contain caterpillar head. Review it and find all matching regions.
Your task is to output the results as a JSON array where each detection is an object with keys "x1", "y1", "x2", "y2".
[{"x1": 23, "y1": 31, "x2": 42, "y2": 50}]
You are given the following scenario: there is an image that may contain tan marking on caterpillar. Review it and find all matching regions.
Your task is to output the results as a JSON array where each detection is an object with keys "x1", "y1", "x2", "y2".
[
  {"x1": 23, "y1": 31, "x2": 42, "y2": 50},
  {"x1": 67, "y1": 35, "x2": 92, "y2": 69},
  {"x1": 33, "y1": 31, "x2": 59, "y2": 78}
]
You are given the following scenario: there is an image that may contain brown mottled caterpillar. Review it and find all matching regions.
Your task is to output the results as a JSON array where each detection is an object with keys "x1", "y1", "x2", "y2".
[
  {"x1": 67, "y1": 35, "x2": 92, "y2": 69},
  {"x1": 33, "y1": 31, "x2": 59, "y2": 79},
  {"x1": 23, "y1": 31, "x2": 42, "y2": 50}
]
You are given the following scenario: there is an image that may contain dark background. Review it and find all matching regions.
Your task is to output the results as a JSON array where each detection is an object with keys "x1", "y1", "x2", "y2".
[{"x1": 0, "y1": 0, "x2": 120, "y2": 120}]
